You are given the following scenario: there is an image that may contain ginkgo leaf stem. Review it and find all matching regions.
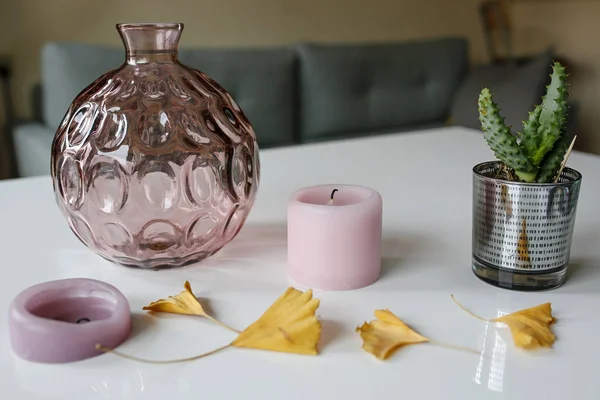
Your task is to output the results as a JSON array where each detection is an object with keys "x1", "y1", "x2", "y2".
[
  {"x1": 450, "y1": 295, "x2": 490, "y2": 322},
  {"x1": 427, "y1": 340, "x2": 480, "y2": 355},
  {"x1": 205, "y1": 315, "x2": 240, "y2": 333},
  {"x1": 95, "y1": 343, "x2": 231, "y2": 364}
]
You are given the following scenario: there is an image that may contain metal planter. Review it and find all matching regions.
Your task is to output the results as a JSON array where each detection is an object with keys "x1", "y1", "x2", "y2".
[{"x1": 472, "y1": 161, "x2": 582, "y2": 291}]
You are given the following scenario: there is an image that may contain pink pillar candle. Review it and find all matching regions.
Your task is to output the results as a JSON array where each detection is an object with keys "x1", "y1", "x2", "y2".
[
  {"x1": 287, "y1": 184, "x2": 383, "y2": 290},
  {"x1": 8, "y1": 278, "x2": 131, "y2": 363}
]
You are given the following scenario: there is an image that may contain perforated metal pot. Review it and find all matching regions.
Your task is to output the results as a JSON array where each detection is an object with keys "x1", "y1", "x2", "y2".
[{"x1": 472, "y1": 161, "x2": 582, "y2": 291}]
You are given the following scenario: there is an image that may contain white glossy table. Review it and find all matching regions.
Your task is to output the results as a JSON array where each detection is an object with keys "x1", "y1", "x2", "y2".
[{"x1": 1, "y1": 126, "x2": 599, "y2": 399}]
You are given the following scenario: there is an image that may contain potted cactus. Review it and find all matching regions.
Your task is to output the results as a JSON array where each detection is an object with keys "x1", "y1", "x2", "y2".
[{"x1": 472, "y1": 61, "x2": 582, "y2": 291}]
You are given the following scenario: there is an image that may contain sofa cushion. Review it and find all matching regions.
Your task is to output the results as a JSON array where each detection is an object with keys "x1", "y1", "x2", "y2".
[
  {"x1": 297, "y1": 38, "x2": 468, "y2": 141},
  {"x1": 179, "y1": 48, "x2": 297, "y2": 148},
  {"x1": 449, "y1": 50, "x2": 554, "y2": 133},
  {"x1": 41, "y1": 43, "x2": 123, "y2": 130}
]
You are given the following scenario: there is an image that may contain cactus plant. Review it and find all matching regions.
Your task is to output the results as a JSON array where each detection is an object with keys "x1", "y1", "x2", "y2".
[{"x1": 477, "y1": 61, "x2": 571, "y2": 183}]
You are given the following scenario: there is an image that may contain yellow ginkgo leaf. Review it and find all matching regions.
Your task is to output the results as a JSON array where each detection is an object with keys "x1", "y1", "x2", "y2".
[
  {"x1": 231, "y1": 287, "x2": 321, "y2": 355},
  {"x1": 98, "y1": 286, "x2": 322, "y2": 364},
  {"x1": 452, "y1": 295, "x2": 557, "y2": 350},
  {"x1": 143, "y1": 281, "x2": 238, "y2": 332},
  {"x1": 493, "y1": 303, "x2": 557, "y2": 349},
  {"x1": 143, "y1": 281, "x2": 206, "y2": 316},
  {"x1": 356, "y1": 309, "x2": 429, "y2": 360}
]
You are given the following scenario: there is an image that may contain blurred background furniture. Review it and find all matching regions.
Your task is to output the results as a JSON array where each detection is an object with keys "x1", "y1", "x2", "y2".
[
  {"x1": 10, "y1": 36, "x2": 569, "y2": 177},
  {"x1": 479, "y1": 0, "x2": 514, "y2": 65},
  {"x1": 0, "y1": 56, "x2": 15, "y2": 179}
]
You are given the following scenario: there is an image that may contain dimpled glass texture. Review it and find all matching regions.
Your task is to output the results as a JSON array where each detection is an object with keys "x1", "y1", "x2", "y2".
[{"x1": 50, "y1": 23, "x2": 260, "y2": 269}]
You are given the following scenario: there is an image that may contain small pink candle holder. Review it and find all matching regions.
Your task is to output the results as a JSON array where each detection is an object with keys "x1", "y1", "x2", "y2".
[
  {"x1": 8, "y1": 278, "x2": 131, "y2": 363},
  {"x1": 287, "y1": 184, "x2": 383, "y2": 291}
]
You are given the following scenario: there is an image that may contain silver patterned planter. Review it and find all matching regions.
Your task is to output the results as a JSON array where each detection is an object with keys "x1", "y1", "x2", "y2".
[{"x1": 472, "y1": 161, "x2": 582, "y2": 291}]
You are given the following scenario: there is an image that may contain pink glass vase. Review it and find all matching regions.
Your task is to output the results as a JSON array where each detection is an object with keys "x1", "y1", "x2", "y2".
[{"x1": 50, "y1": 23, "x2": 260, "y2": 269}]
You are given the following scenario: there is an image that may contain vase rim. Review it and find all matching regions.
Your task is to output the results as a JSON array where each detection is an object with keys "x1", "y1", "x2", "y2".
[
  {"x1": 117, "y1": 23, "x2": 183, "y2": 64},
  {"x1": 116, "y1": 22, "x2": 183, "y2": 30}
]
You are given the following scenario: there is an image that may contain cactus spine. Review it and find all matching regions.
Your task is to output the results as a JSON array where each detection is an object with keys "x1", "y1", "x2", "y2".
[{"x1": 478, "y1": 61, "x2": 570, "y2": 183}]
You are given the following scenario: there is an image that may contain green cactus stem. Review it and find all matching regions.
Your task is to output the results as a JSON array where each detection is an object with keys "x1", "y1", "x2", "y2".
[
  {"x1": 517, "y1": 105, "x2": 542, "y2": 159},
  {"x1": 520, "y1": 62, "x2": 569, "y2": 166},
  {"x1": 478, "y1": 88, "x2": 538, "y2": 182},
  {"x1": 477, "y1": 61, "x2": 572, "y2": 183},
  {"x1": 536, "y1": 131, "x2": 569, "y2": 183}
]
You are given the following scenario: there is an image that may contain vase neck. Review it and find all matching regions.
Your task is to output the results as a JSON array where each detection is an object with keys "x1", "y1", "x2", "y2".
[{"x1": 117, "y1": 23, "x2": 182, "y2": 65}]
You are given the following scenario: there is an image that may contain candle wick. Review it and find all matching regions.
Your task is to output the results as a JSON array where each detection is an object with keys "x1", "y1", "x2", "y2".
[{"x1": 330, "y1": 189, "x2": 338, "y2": 201}]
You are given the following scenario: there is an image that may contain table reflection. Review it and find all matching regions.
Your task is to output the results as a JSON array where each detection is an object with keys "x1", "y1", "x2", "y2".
[{"x1": 474, "y1": 311, "x2": 508, "y2": 393}]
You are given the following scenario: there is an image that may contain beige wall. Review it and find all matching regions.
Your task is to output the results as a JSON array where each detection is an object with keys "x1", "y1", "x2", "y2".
[
  {"x1": 511, "y1": 0, "x2": 600, "y2": 154},
  {"x1": 8, "y1": 0, "x2": 486, "y2": 118},
  {"x1": 0, "y1": 0, "x2": 14, "y2": 53}
]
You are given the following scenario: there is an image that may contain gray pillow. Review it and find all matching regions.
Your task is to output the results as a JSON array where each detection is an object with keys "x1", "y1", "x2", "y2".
[
  {"x1": 179, "y1": 48, "x2": 297, "y2": 148},
  {"x1": 450, "y1": 50, "x2": 554, "y2": 133},
  {"x1": 297, "y1": 38, "x2": 469, "y2": 141}
]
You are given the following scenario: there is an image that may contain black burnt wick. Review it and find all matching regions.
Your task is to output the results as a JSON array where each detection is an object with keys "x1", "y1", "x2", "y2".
[
  {"x1": 76, "y1": 318, "x2": 91, "y2": 324},
  {"x1": 330, "y1": 189, "x2": 338, "y2": 200}
]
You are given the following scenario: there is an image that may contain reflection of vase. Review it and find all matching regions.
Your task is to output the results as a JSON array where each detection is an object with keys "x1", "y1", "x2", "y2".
[{"x1": 50, "y1": 23, "x2": 260, "y2": 269}]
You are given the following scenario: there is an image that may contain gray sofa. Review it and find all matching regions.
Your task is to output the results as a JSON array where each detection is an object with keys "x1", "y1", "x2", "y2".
[{"x1": 12, "y1": 37, "x2": 560, "y2": 177}]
